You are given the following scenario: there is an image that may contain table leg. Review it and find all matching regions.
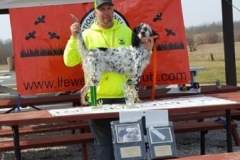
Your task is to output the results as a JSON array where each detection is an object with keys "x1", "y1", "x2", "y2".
[
  {"x1": 226, "y1": 109, "x2": 233, "y2": 152},
  {"x1": 200, "y1": 131, "x2": 205, "y2": 155},
  {"x1": 12, "y1": 125, "x2": 21, "y2": 160},
  {"x1": 5, "y1": 107, "x2": 16, "y2": 113}
]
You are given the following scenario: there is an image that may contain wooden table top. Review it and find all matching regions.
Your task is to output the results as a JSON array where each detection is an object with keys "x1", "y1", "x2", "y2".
[
  {"x1": 172, "y1": 152, "x2": 240, "y2": 160},
  {"x1": 0, "y1": 85, "x2": 239, "y2": 108},
  {"x1": 0, "y1": 90, "x2": 239, "y2": 126}
]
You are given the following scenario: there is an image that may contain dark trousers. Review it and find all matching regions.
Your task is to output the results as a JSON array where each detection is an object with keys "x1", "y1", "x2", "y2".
[{"x1": 89, "y1": 98, "x2": 125, "y2": 160}]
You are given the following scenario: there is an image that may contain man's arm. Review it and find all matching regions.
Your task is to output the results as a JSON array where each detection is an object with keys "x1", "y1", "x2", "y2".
[
  {"x1": 63, "y1": 36, "x2": 82, "y2": 67},
  {"x1": 63, "y1": 22, "x2": 82, "y2": 67}
]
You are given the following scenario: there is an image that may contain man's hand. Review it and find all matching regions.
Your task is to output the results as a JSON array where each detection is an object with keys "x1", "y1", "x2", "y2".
[
  {"x1": 142, "y1": 37, "x2": 154, "y2": 51},
  {"x1": 141, "y1": 35, "x2": 158, "y2": 51},
  {"x1": 70, "y1": 22, "x2": 80, "y2": 38}
]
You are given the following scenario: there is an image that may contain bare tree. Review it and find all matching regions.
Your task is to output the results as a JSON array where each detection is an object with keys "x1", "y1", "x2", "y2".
[
  {"x1": 186, "y1": 34, "x2": 198, "y2": 52},
  {"x1": 0, "y1": 39, "x2": 13, "y2": 64}
]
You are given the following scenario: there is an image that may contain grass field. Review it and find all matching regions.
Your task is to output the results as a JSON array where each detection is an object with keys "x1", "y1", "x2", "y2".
[{"x1": 188, "y1": 42, "x2": 240, "y2": 84}]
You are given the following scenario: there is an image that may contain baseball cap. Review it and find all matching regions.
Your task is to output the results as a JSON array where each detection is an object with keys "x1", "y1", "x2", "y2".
[{"x1": 94, "y1": 0, "x2": 114, "y2": 9}]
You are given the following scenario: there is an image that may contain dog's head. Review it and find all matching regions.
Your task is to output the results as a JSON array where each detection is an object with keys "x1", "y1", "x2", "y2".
[
  {"x1": 119, "y1": 127, "x2": 140, "y2": 141},
  {"x1": 132, "y1": 23, "x2": 159, "y2": 47},
  {"x1": 134, "y1": 23, "x2": 158, "y2": 40}
]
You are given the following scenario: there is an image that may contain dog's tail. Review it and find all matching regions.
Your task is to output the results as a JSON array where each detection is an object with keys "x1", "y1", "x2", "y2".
[{"x1": 70, "y1": 14, "x2": 88, "y2": 58}]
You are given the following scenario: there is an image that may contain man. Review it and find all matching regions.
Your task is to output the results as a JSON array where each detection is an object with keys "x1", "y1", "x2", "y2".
[{"x1": 63, "y1": 0, "x2": 154, "y2": 159}]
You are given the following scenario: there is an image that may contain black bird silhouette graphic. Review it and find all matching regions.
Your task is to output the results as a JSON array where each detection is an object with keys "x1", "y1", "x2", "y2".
[
  {"x1": 153, "y1": 13, "x2": 162, "y2": 22},
  {"x1": 34, "y1": 15, "x2": 46, "y2": 25},
  {"x1": 48, "y1": 32, "x2": 60, "y2": 39},
  {"x1": 25, "y1": 30, "x2": 36, "y2": 40},
  {"x1": 165, "y1": 28, "x2": 176, "y2": 36}
]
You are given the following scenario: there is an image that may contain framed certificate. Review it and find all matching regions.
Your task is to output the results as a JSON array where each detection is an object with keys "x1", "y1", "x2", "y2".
[
  {"x1": 149, "y1": 127, "x2": 173, "y2": 144},
  {"x1": 146, "y1": 124, "x2": 178, "y2": 159},
  {"x1": 111, "y1": 118, "x2": 146, "y2": 160},
  {"x1": 116, "y1": 123, "x2": 142, "y2": 143}
]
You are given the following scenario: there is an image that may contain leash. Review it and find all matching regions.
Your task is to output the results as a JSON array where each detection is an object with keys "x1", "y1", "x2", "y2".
[{"x1": 151, "y1": 44, "x2": 157, "y2": 100}]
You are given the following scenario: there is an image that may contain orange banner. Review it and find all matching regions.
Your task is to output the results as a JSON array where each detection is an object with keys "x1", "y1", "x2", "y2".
[{"x1": 9, "y1": 0, "x2": 190, "y2": 95}]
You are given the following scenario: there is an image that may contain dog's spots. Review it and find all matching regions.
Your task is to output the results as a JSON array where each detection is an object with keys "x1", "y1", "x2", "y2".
[
  {"x1": 95, "y1": 58, "x2": 100, "y2": 63},
  {"x1": 128, "y1": 58, "x2": 133, "y2": 62},
  {"x1": 110, "y1": 52, "x2": 115, "y2": 56},
  {"x1": 135, "y1": 54, "x2": 139, "y2": 59}
]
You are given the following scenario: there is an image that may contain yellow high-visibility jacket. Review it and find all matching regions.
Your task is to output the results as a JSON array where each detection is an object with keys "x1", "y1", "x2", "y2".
[{"x1": 63, "y1": 19, "x2": 132, "y2": 100}]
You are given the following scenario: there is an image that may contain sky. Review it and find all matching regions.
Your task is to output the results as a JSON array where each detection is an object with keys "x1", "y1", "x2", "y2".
[{"x1": 0, "y1": 0, "x2": 240, "y2": 40}]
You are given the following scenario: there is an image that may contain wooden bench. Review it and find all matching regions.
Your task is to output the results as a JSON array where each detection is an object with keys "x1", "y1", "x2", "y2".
[
  {"x1": 170, "y1": 151, "x2": 240, "y2": 160},
  {"x1": 170, "y1": 109, "x2": 240, "y2": 122},
  {"x1": 0, "y1": 121, "x2": 90, "y2": 137},
  {"x1": 0, "y1": 94, "x2": 81, "y2": 113},
  {"x1": 0, "y1": 133, "x2": 94, "y2": 160},
  {"x1": 174, "y1": 121, "x2": 237, "y2": 133},
  {"x1": 1, "y1": 110, "x2": 238, "y2": 137},
  {"x1": 0, "y1": 121, "x2": 92, "y2": 160},
  {"x1": 174, "y1": 120, "x2": 240, "y2": 153},
  {"x1": 0, "y1": 120, "x2": 238, "y2": 160},
  {"x1": 2, "y1": 109, "x2": 238, "y2": 140},
  {"x1": 169, "y1": 109, "x2": 240, "y2": 146}
]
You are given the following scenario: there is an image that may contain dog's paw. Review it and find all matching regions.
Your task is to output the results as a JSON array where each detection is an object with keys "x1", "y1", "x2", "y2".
[
  {"x1": 135, "y1": 98, "x2": 143, "y2": 103},
  {"x1": 81, "y1": 101, "x2": 90, "y2": 106}
]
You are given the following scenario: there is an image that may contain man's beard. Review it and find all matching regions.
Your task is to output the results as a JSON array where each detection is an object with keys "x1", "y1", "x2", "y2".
[{"x1": 99, "y1": 19, "x2": 113, "y2": 29}]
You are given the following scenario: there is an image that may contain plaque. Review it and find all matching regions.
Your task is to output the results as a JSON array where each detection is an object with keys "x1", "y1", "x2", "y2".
[
  {"x1": 149, "y1": 127, "x2": 173, "y2": 144},
  {"x1": 111, "y1": 118, "x2": 147, "y2": 160},
  {"x1": 146, "y1": 124, "x2": 178, "y2": 159},
  {"x1": 120, "y1": 146, "x2": 142, "y2": 158},
  {"x1": 154, "y1": 145, "x2": 172, "y2": 157}
]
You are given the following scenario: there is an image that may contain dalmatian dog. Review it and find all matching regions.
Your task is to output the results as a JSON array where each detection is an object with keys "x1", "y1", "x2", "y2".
[
  {"x1": 70, "y1": 14, "x2": 158, "y2": 106},
  {"x1": 118, "y1": 127, "x2": 141, "y2": 142}
]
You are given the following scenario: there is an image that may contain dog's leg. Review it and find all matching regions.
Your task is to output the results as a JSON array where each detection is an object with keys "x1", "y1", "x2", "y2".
[
  {"x1": 133, "y1": 75, "x2": 142, "y2": 103},
  {"x1": 130, "y1": 67, "x2": 143, "y2": 103},
  {"x1": 124, "y1": 76, "x2": 141, "y2": 103},
  {"x1": 80, "y1": 66, "x2": 101, "y2": 106},
  {"x1": 80, "y1": 81, "x2": 90, "y2": 106}
]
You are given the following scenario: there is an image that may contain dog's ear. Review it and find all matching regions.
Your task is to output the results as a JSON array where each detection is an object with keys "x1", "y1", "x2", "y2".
[
  {"x1": 152, "y1": 29, "x2": 159, "y2": 36},
  {"x1": 131, "y1": 32, "x2": 141, "y2": 48},
  {"x1": 119, "y1": 129, "x2": 127, "y2": 137},
  {"x1": 134, "y1": 128, "x2": 139, "y2": 134}
]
